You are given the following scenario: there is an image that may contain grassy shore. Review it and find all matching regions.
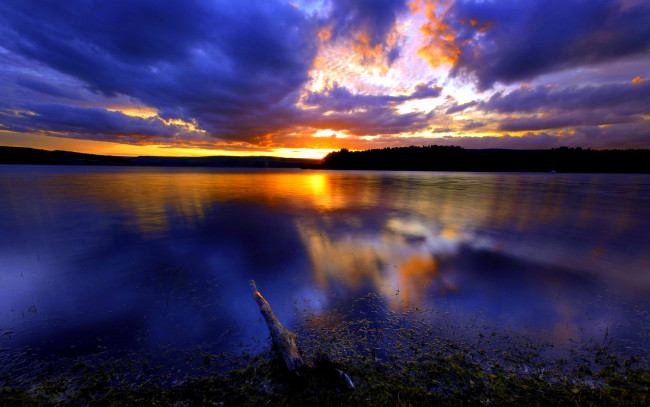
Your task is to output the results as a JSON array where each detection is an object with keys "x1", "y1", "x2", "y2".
[
  {"x1": 2, "y1": 348, "x2": 648, "y2": 406},
  {"x1": 2, "y1": 294, "x2": 648, "y2": 405}
]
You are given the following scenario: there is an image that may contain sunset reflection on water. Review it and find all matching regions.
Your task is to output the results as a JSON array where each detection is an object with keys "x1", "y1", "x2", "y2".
[{"x1": 1, "y1": 166, "x2": 649, "y2": 361}]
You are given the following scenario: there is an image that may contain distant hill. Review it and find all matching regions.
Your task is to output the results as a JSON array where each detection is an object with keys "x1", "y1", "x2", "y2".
[
  {"x1": 0, "y1": 146, "x2": 133, "y2": 166},
  {"x1": 0, "y1": 146, "x2": 320, "y2": 168},
  {"x1": 129, "y1": 155, "x2": 320, "y2": 168},
  {"x1": 322, "y1": 145, "x2": 650, "y2": 173}
]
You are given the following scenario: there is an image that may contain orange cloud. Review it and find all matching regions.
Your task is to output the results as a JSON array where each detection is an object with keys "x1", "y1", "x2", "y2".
[
  {"x1": 318, "y1": 24, "x2": 332, "y2": 42},
  {"x1": 631, "y1": 76, "x2": 647, "y2": 84},
  {"x1": 414, "y1": 0, "x2": 460, "y2": 67},
  {"x1": 411, "y1": 0, "x2": 492, "y2": 67},
  {"x1": 352, "y1": 32, "x2": 386, "y2": 64}
]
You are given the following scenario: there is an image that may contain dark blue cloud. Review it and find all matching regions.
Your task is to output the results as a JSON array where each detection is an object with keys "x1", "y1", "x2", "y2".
[
  {"x1": 15, "y1": 78, "x2": 84, "y2": 101},
  {"x1": 436, "y1": 0, "x2": 650, "y2": 89},
  {"x1": 0, "y1": 0, "x2": 431, "y2": 144},
  {"x1": 498, "y1": 112, "x2": 639, "y2": 132},
  {"x1": 461, "y1": 121, "x2": 485, "y2": 131},
  {"x1": 0, "y1": 0, "x2": 318, "y2": 142},
  {"x1": 302, "y1": 82, "x2": 441, "y2": 112},
  {"x1": 410, "y1": 82, "x2": 444, "y2": 99},
  {"x1": 482, "y1": 80, "x2": 650, "y2": 131},
  {"x1": 299, "y1": 82, "x2": 440, "y2": 135},
  {"x1": 1, "y1": 0, "x2": 646, "y2": 149},
  {"x1": 483, "y1": 80, "x2": 650, "y2": 114},
  {"x1": 446, "y1": 100, "x2": 477, "y2": 114},
  {"x1": 567, "y1": 121, "x2": 650, "y2": 149},
  {"x1": 421, "y1": 123, "x2": 650, "y2": 149},
  {"x1": 307, "y1": 107, "x2": 434, "y2": 136},
  {"x1": 0, "y1": 103, "x2": 190, "y2": 142},
  {"x1": 314, "y1": 0, "x2": 408, "y2": 68},
  {"x1": 327, "y1": 0, "x2": 407, "y2": 48}
]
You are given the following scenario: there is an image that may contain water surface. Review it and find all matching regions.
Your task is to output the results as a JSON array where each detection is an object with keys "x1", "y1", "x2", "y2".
[{"x1": 1, "y1": 166, "x2": 649, "y2": 379}]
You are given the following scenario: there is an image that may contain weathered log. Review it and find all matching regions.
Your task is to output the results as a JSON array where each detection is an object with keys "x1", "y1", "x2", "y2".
[{"x1": 250, "y1": 280, "x2": 305, "y2": 374}]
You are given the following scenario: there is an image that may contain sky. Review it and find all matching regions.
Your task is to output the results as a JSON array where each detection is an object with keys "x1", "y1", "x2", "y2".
[{"x1": 0, "y1": 0, "x2": 649, "y2": 159}]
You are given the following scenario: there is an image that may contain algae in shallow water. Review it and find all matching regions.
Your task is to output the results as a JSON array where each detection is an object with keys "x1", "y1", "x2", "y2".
[{"x1": 1, "y1": 294, "x2": 648, "y2": 406}]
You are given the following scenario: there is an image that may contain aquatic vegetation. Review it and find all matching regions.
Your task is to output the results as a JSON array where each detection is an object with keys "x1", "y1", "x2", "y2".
[
  {"x1": 1, "y1": 294, "x2": 647, "y2": 406},
  {"x1": 1, "y1": 346, "x2": 647, "y2": 406}
]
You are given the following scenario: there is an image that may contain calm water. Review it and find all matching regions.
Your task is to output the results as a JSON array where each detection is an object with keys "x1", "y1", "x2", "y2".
[{"x1": 1, "y1": 165, "x2": 649, "y2": 378}]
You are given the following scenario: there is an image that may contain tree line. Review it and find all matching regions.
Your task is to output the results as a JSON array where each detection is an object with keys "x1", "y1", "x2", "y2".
[{"x1": 321, "y1": 145, "x2": 650, "y2": 173}]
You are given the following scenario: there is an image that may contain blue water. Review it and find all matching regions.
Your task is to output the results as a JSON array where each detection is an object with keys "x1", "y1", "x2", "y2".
[{"x1": 1, "y1": 165, "x2": 649, "y2": 378}]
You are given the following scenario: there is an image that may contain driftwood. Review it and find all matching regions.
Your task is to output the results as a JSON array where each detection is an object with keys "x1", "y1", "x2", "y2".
[
  {"x1": 250, "y1": 280, "x2": 354, "y2": 389},
  {"x1": 250, "y1": 280, "x2": 305, "y2": 374}
]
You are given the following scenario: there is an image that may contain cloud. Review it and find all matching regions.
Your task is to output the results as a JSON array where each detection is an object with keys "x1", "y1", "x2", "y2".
[
  {"x1": 0, "y1": 0, "x2": 647, "y2": 152},
  {"x1": 416, "y1": 0, "x2": 650, "y2": 90},
  {"x1": 461, "y1": 121, "x2": 485, "y2": 131},
  {"x1": 498, "y1": 112, "x2": 640, "y2": 132},
  {"x1": 566, "y1": 121, "x2": 650, "y2": 149},
  {"x1": 308, "y1": 108, "x2": 434, "y2": 136},
  {"x1": 483, "y1": 81, "x2": 650, "y2": 114},
  {"x1": 271, "y1": 119, "x2": 650, "y2": 151},
  {"x1": 446, "y1": 100, "x2": 477, "y2": 114},
  {"x1": 325, "y1": 0, "x2": 408, "y2": 65},
  {"x1": 0, "y1": 0, "x2": 318, "y2": 143},
  {"x1": 302, "y1": 82, "x2": 441, "y2": 111},
  {"x1": 14, "y1": 78, "x2": 84, "y2": 101},
  {"x1": 299, "y1": 82, "x2": 440, "y2": 135},
  {"x1": 0, "y1": 0, "x2": 437, "y2": 146},
  {"x1": 328, "y1": 0, "x2": 407, "y2": 45},
  {"x1": 448, "y1": 122, "x2": 650, "y2": 149},
  {"x1": 437, "y1": 133, "x2": 564, "y2": 150},
  {"x1": 399, "y1": 125, "x2": 650, "y2": 150},
  {"x1": 481, "y1": 80, "x2": 650, "y2": 131},
  {"x1": 0, "y1": 103, "x2": 198, "y2": 144}
]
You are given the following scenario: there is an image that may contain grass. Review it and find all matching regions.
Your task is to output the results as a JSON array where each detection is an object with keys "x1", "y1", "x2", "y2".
[
  {"x1": 1, "y1": 350, "x2": 648, "y2": 406},
  {"x1": 2, "y1": 293, "x2": 648, "y2": 406}
]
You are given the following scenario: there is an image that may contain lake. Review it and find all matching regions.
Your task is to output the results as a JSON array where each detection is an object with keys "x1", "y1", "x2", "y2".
[{"x1": 1, "y1": 165, "x2": 649, "y2": 383}]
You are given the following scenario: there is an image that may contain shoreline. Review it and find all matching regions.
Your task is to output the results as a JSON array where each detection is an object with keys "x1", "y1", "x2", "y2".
[
  {"x1": 2, "y1": 299, "x2": 648, "y2": 405},
  {"x1": 2, "y1": 340, "x2": 647, "y2": 406},
  {"x1": 3, "y1": 145, "x2": 650, "y2": 174}
]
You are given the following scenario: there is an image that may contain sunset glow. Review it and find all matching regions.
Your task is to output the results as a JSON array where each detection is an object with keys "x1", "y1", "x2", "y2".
[{"x1": 0, "y1": 0, "x2": 649, "y2": 158}]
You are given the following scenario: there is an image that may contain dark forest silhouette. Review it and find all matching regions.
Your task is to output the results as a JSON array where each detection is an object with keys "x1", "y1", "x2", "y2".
[
  {"x1": 0, "y1": 146, "x2": 133, "y2": 166},
  {"x1": 2, "y1": 145, "x2": 650, "y2": 173},
  {"x1": 0, "y1": 146, "x2": 318, "y2": 168},
  {"x1": 322, "y1": 145, "x2": 650, "y2": 173}
]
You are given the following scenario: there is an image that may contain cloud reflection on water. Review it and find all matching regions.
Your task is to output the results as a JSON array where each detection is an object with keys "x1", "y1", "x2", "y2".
[
  {"x1": 0, "y1": 166, "x2": 648, "y2": 359},
  {"x1": 297, "y1": 216, "x2": 462, "y2": 311}
]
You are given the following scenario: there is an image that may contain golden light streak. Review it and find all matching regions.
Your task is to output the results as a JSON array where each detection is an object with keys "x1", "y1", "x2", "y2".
[
  {"x1": 105, "y1": 106, "x2": 159, "y2": 118},
  {"x1": 8, "y1": 109, "x2": 38, "y2": 116},
  {"x1": 270, "y1": 148, "x2": 333, "y2": 159},
  {"x1": 1, "y1": 131, "x2": 333, "y2": 159},
  {"x1": 161, "y1": 118, "x2": 206, "y2": 133},
  {"x1": 311, "y1": 129, "x2": 349, "y2": 138},
  {"x1": 105, "y1": 106, "x2": 206, "y2": 133},
  {"x1": 396, "y1": 97, "x2": 443, "y2": 114}
]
